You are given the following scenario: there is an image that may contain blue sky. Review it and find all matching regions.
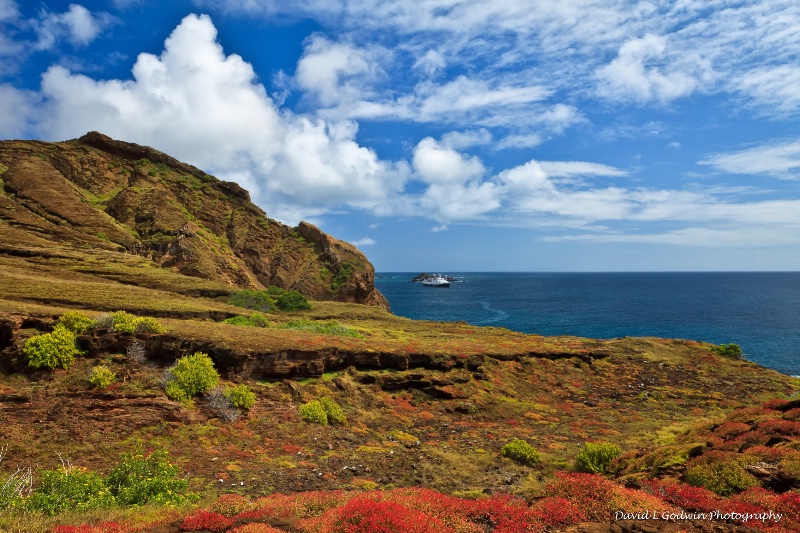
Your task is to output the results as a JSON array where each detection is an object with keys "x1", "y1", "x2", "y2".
[{"x1": 2, "y1": 1, "x2": 800, "y2": 271}]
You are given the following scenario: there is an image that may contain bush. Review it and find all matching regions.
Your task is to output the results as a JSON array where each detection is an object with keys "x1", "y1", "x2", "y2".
[
  {"x1": 501, "y1": 438, "x2": 540, "y2": 466},
  {"x1": 685, "y1": 459, "x2": 759, "y2": 496},
  {"x1": 106, "y1": 448, "x2": 194, "y2": 506},
  {"x1": 223, "y1": 313, "x2": 269, "y2": 327},
  {"x1": 225, "y1": 384, "x2": 256, "y2": 410},
  {"x1": 228, "y1": 290, "x2": 275, "y2": 312},
  {"x1": 267, "y1": 286, "x2": 287, "y2": 297},
  {"x1": 24, "y1": 325, "x2": 82, "y2": 370},
  {"x1": 56, "y1": 311, "x2": 95, "y2": 334},
  {"x1": 299, "y1": 400, "x2": 328, "y2": 425},
  {"x1": 204, "y1": 387, "x2": 239, "y2": 422},
  {"x1": 276, "y1": 291, "x2": 311, "y2": 311},
  {"x1": 319, "y1": 396, "x2": 346, "y2": 424},
  {"x1": 26, "y1": 467, "x2": 114, "y2": 515},
  {"x1": 163, "y1": 352, "x2": 220, "y2": 400},
  {"x1": 107, "y1": 311, "x2": 164, "y2": 334},
  {"x1": 126, "y1": 341, "x2": 147, "y2": 363},
  {"x1": 574, "y1": 442, "x2": 622, "y2": 474},
  {"x1": 87, "y1": 366, "x2": 116, "y2": 389},
  {"x1": 330, "y1": 262, "x2": 354, "y2": 292},
  {"x1": 716, "y1": 343, "x2": 743, "y2": 359}
]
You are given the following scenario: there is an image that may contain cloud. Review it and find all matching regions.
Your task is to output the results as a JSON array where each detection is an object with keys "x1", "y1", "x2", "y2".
[
  {"x1": 34, "y1": 4, "x2": 116, "y2": 50},
  {"x1": 412, "y1": 137, "x2": 485, "y2": 184},
  {"x1": 0, "y1": 84, "x2": 38, "y2": 138},
  {"x1": 0, "y1": 0, "x2": 18, "y2": 22},
  {"x1": 351, "y1": 237, "x2": 376, "y2": 247},
  {"x1": 37, "y1": 14, "x2": 408, "y2": 224},
  {"x1": 538, "y1": 161, "x2": 628, "y2": 179},
  {"x1": 700, "y1": 140, "x2": 800, "y2": 179},
  {"x1": 440, "y1": 129, "x2": 492, "y2": 149},
  {"x1": 595, "y1": 34, "x2": 697, "y2": 103}
]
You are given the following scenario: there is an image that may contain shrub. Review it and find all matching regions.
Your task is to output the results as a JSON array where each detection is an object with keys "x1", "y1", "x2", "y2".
[
  {"x1": 133, "y1": 316, "x2": 164, "y2": 333},
  {"x1": 56, "y1": 311, "x2": 95, "y2": 334},
  {"x1": 330, "y1": 262, "x2": 354, "y2": 292},
  {"x1": 163, "y1": 352, "x2": 220, "y2": 399},
  {"x1": 204, "y1": 387, "x2": 239, "y2": 422},
  {"x1": 88, "y1": 366, "x2": 116, "y2": 389},
  {"x1": 267, "y1": 286, "x2": 287, "y2": 297},
  {"x1": 575, "y1": 442, "x2": 622, "y2": 474},
  {"x1": 106, "y1": 448, "x2": 193, "y2": 506},
  {"x1": 715, "y1": 343, "x2": 743, "y2": 359},
  {"x1": 319, "y1": 396, "x2": 346, "y2": 424},
  {"x1": 24, "y1": 325, "x2": 82, "y2": 370},
  {"x1": 685, "y1": 459, "x2": 759, "y2": 496},
  {"x1": 126, "y1": 341, "x2": 146, "y2": 363},
  {"x1": 0, "y1": 446, "x2": 32, "y2": 511},
  {"x1": 212, "y1": 493, "x2": 252, "y2": 517},
  {"x1": 330, "y1": 497, "x2": 445, "y2": 533},
  {"x1": 300, "y1": 400, "x2": 328, "y2": 425},
  {"x1": 225, "y1": 384, "x2": 256, "y2": 410},
  {"x1": 94, "y1": 313, "x2": 115, "y2": 330},
  {"x1": 276, "y1": 290, "x2": 311, "y2": 311},
  {"x1": 223, "y1": 313, "x2": 269, "y2": 327},
  {"x1": 26, "y1": 467, "x2": 114, "y2": 515},
  {"x1": 501, "y1": 438, "x2": 540, "y2": 466},
  {"x1": 228, "y1": 290, "x2": 275, "y2": 312}
]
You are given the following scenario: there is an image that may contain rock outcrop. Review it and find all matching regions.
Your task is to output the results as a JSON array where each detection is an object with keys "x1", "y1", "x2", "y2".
[{"x1": 0, "y1": 132, "x2": 388, "y2": 309}]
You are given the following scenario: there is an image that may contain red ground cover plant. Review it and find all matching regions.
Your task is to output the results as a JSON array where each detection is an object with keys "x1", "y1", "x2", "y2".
[
  {"x1": 226, "y1": 524, "x2": 285, "y2": 533},
  {"x1": 179, "y1": 510, "x2": 234, "y2": 532},
  {"x1": 51, "y1": 524, "x2": 127, "y2": 533},
  {"x1": 307, "y1": 496, "x2": 449, "y2": 533},
  {"x1": 213, "y1": 493, "x2": 253, "y2": 516},
  {"x1": 757, "y1": 419, "x2": 800, "y2": 436}
]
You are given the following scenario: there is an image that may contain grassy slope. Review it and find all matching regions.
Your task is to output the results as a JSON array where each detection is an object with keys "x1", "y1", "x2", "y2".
[{"x1": 1, "y1": 245, "x2": 799, "y2": 532}]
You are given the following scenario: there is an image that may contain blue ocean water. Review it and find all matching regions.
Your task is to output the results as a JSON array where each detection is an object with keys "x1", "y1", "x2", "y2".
[{"x1": 375, "y1": 272, "x2": 800, "y2": 376}]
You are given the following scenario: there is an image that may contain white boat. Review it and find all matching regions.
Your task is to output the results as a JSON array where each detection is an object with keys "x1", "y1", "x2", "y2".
[{"x1": 422, "y1": 274, "x2": 450, "y2": 287}]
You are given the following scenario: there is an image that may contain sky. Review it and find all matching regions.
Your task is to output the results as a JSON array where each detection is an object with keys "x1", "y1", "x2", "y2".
[{"x1": 2, "y1": 1, "x2": 800, "y2": 271}]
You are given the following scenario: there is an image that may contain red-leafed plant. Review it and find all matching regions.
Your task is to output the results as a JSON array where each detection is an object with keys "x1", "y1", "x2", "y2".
[{"x1": 179, "y1": 510, "x2": 233, "y2": 532}]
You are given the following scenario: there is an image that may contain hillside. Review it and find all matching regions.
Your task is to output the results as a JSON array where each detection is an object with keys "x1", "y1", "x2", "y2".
[
  {"x1": 0, "y1": 132, "x2": 387, "y2": 309},
  {"x1": 1, "y1": 135, "x2": 799, "y2": 533}
]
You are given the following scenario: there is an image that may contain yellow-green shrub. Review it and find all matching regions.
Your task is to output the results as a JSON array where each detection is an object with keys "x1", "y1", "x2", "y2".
[
  {"x1": 501, "y1": 438, "x2": 540, "y2": 466},
  {"x1": 163, "y1": 352, "x2": 219, "y2": 400},
  {"x1": 575, "y1": 442, "x2": 622, "y2": 474},
  {"x1": 319, "y1": 396, "x2": 346, "y2": 424},
  {"x1": 88, "y1": 365, "x2": 116, "y2": 389},
  {"x1": 23, "y1": 325, "x2": 82, "y2": 370},
  {"x1": 299, "y1": 400, "x2": 328, "y2": 425},
  {"x1": 56, "y1": 311, "x2": 95, "y2": 334},
  {"x1": 225, "y1": 384, "x2": 256, "y2": 409},
  {"x1": 109, "y1": 311, "x2": 164, "y2": 333},
  {"x1": 685, "y1": 459, "x2": 759, "y2": 496}
]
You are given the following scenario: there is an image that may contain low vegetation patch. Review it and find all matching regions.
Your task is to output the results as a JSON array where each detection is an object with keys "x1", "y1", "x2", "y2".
[
  {"x1": 275, "y1": 290, "x2": 312, "y2": 311},
  {"x1": 224, "y1": 384, "x2": 256, "y2": 410},
  {"x1": 715, "y1": 343, "x2": 743, "y2": 359},
  {"x1": 87, "y1": 365, "x2": 116, "y2": 389},
  {"x1": 299, "y1": 400, "x2": 329, "y2": 425},
  {"x1": 95, "y1": 311, "x2": 164, "y2": 334},
  {"x1": 56, "y1": 311, "x2": 95, "y2": 334},
  {"x1": 223, "y1": 313, "x2": 269, "y2": 327},
  {"x1": 280, "y1": 319, "x2": 361, "y2": 338},
  {"x1": 228, "y1": 290, "x2": 275, "y2": 313},
  {"x1": 501, "y1": 438, "x2": 540, "y2": 466}
]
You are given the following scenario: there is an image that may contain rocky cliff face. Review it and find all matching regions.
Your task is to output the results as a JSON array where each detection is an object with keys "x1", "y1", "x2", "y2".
[{"x1": 0, "y1": 132, "x2": 388, "y2": 309}]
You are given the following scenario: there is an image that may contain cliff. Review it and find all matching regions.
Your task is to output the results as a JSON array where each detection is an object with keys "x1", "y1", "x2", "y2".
[{"x1": 0, "y1": 132, "x2": 388, "y2": 309}]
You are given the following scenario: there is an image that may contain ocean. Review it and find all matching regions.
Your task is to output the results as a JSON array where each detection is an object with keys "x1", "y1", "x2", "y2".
[{"x1": 375, "y1": 272, "x2": 800, "y2": 377}]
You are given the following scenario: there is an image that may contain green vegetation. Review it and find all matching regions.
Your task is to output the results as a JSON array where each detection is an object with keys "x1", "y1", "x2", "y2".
[
  {"x1": 228, "y1": 289, "x2": 275, "y2": 312},
  {"x1": 299, "y1": 400, "x2": 329, "y2": 425},
  {"x1": 87, "y1": 365, "x2": 116, "y2": 389},
  {"x1": 319, "y1": 396, "x2": 346, "y2": 424},
  {"x1": 685, "y1": 459, "x2": 759, "y2": 496},
  {"x1": 501, "y1": 438, "x2": 540, "y2": 467},
  {"x1": 574, "y1": 442, "x2": 622, "y2": 474},
  {"x1": 106, "y1": 449, "x2": 195, "y2": 506},
  {"x1": 223, "y1": 313, "x2": 269, "y2": 327},
  {"x1": 330, "y1": 262, "x2": 354, "y2": 292},
  {"x1": 276, "y1": 290, "x2": 312, "y2": 311},
  {"x1": 56, "y1": 310, "x2": 95, "y2": 334},
  {"x1": 163, "y1": 352, "x2": 220, "y2": 401},
  {"x1": 280, "y1": 319, "x2": 361, "y2": 338},
  {"x1": 224, "y1": 384, "x2": 256, "y2": 410},
  {"x1": 715, "y1": 343, "x2": 743, "y2": 359},
  {"x1": 26, "y1": 467, "x2": 113, "y2": 515},
  {"x1": 23, "y1": 325, "x2": 82, "y2": 370}
]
